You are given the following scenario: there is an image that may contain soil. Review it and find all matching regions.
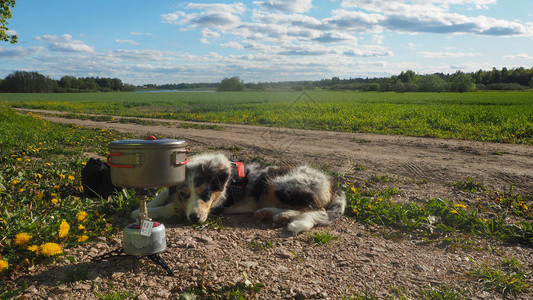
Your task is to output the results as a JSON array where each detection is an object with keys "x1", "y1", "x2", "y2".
[{"x1": 11, "y1": 109, "x2": 533, "y2": 299}]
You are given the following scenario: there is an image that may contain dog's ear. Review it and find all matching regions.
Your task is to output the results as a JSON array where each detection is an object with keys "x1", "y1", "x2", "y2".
[{"x1": 210, "y1": 171, "x2": 230, "y2": 191}]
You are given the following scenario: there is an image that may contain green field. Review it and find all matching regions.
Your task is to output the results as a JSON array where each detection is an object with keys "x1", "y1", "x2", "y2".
[{"x1": 2, "y1": 90, "x2": 533, "y2": 144}]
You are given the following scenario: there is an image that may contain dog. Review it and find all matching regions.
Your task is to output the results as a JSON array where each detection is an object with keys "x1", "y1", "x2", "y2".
[{"x1": 130, "y1": 153, "x2": 346, "y2": 235}]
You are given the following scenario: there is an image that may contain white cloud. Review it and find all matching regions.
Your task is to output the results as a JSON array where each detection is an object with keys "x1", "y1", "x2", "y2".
[
  {"x1": 254, "y1": 0, "x2": 313, "y2": 13},
  {"x1": 0, "y1": 46, "x2": 43, "y2": 58},
  {"x1": 503, "y1": 53, "x2": 533, "y2": 59},
  {"x1": 35, "y1": 34, "x2": 94, "y2": 53},
  {"x1": 221, "y1": 42, "x2": 244, "y2": 49},
  {"x1": 419, "y1": 51, "x2": 476, "y2": 58},
  {"x1": 115, "y1": 39, "x2": 139, "y2": 45}
]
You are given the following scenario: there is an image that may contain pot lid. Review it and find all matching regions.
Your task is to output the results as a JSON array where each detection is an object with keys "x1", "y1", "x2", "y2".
[{"x1": 109, "y1": 136, "x2": 186, "y2": 149}]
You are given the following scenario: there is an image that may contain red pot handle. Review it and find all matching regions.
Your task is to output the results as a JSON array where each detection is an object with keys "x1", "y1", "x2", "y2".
[
  {"x1": 178, "y1": 157, "x2": 189, "y2": 166},
  {"x1": 107, "y1": 152, "x2": 134, "y2": 168}
]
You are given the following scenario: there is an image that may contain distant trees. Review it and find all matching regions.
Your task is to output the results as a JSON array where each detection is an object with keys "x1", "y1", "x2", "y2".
[
  {"x1": 0, "y1": 71, "x2": 134, "y2": 92},
  {"x1": 450, "y1": 72, "x2": 476, "y2": 93},
  {"x1": 217, "y1": 76, "x2": 245, "y2": 91},
  {"x1": 1, "y1": 71, "x2": 57, "y2": 92}
]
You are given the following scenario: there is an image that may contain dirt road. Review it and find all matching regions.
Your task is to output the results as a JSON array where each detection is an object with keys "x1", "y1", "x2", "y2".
[
  {"x1": 14, "y1": 108, "x2": 533, "y2": 299},
  {"x1": 19, "y1": 108, "x2": 533, "y2": 195}
]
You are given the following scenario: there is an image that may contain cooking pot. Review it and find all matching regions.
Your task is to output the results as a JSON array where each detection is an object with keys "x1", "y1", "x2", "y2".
[{"x1": 107, "y1": 136, "x2": 187, "y2": 188}]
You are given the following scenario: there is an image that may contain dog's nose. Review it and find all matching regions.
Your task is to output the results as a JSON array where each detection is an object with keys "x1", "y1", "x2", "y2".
[{"x1": 188, "y1": 213, "x2": 200, "y2": 223}]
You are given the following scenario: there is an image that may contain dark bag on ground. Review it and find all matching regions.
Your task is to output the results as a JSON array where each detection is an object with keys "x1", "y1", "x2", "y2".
[{"x1": 81, "y1": 158, "x2": 119, "y2": 198}]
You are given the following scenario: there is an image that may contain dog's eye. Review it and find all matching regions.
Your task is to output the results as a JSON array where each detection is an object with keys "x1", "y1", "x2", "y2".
[
  {"x1": 178, "y1": 190, "x2": 189, "y2": 201},
  {"x1": 199, "y1": 190, "x2": 212, "y2": 201}
]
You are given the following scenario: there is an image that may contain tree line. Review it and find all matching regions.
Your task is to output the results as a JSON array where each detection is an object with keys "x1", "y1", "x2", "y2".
[{"x1": 0, "y1": 71, "x2": 135, "y2": 93}]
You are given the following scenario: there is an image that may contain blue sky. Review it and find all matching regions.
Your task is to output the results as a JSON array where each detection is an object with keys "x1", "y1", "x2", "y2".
[{"x1": 1, "y1": 0, "x2": 532, "y2": 85}]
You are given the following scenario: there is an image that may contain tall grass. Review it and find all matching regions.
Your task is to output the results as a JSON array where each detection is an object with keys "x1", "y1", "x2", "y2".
[{"x1": 3, "y1": 90, "x2": 533, "y2": 144}]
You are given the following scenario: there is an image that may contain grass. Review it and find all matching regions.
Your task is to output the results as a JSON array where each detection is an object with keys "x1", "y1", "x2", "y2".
[
  {"x1": 0, "y1": 103, "x2": 139, "y2": 296},
  {"x1": 345, "y1": 184, "x2": 533, "y2": 246},
  {"x1": 3, "y1": 90, "x2": 533, "y2": 144},
  {"x1": 468, "y1": 257, "x2": 531, "y2": 296},
  {"x1": 310, "y1": 231, "x2": 339, "y2": 245}
]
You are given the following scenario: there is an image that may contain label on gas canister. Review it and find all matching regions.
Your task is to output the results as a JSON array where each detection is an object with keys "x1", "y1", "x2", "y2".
[{"x1": 140, "y1": 220, "x2": 154, "y2": 236}]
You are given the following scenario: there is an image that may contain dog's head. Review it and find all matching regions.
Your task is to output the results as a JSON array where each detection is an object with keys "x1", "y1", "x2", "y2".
[{"x1": 178, "y1": 153, "x2": 231, "y2": 223}]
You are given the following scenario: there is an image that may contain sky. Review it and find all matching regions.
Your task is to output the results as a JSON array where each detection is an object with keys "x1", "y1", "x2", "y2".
[{"x1": 1, "y1": 0, "x2": 532, "y2": 85}]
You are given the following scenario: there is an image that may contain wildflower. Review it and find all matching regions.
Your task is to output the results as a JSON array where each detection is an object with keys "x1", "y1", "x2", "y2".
[
  {"x1": 78, "y1": 224, "x2": 86, "y2": 231},
  {"x1": 59, "y1": 174, "x2": 65, "y2": 179},
  {"x1": 19, "y1": 188, "x2": 26, "y2": 192},
  {"x1": 35, "y1": 191, "x2": 44, "y2": 201},
  {"x1": 454, "y1": 204, "x2": 467, "y2": 209},
  {"x1": 450, "y1": 209, "x2": 458, "y2": 214},
  {"x1": 39, "y1": 243, "x2": 62, "y2": 256},
  {"x1": 522, "y1": 204, "x2": 529, "y2": 211},
  {"x1": 350, "y1": 187, "x2": 357, "y2": 193},
  {"x1": 11, "y1": 180, "x2": 20, "y2": 185},
  {"x1": 0, "y1": 260, "x2": 8, "y2": 272},
  {"x1": 53, "y1": 185, "x2": 60, "y2": 190},
  {"x1": 51, "y1": 198, "x2": 59, "y2": 205},
  {"x1": 45, "y1": 163, "x2": 51, "y2": 166},
  {"x1": 352, "y1": 208, "x2": 359, "y2": 215},
  {"x1": 27, "y1": 245, "x2": 40, "y2": 253},
  {"x1": 14, "y1": 232, "x2": 32, "y2": 246},
  {"x1": 17, "y1": 158, "x2": 22, "y2": 162},
  {"x1": 59, "y1": 220, "x2": 70, "y2": 238},
  {"x1": 37, "y1": 174, "x2": 43, "y2": 179},
  {"x1": 76, "y1": 211, "x2": 88, "y2": 223},
  {"x1": 77, "y1": 235, "x2": 89, "y2": 242},
  {"x1": 68, "y1": 175, "x2": 75, "y2": 180}
]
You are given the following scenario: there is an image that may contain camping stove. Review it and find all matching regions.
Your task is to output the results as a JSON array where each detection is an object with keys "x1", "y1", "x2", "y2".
[{"x1": 93, "y1": 136, "x2": 187, "y2": 276}]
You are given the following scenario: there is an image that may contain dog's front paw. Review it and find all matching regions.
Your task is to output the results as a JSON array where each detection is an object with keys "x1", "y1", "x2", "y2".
[
  {"x1": 272, "y1": 213, "x2": 291, "y2": 225},
  {"x1": 254, "y1": 208, "x2": 274, "y2": 220},
  {"x1": 130, "y1": 210, "x2": 140, "y2": 221}
]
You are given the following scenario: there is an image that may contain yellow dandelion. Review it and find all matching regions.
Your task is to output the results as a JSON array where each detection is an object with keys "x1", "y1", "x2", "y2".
[
  {"x1": 450, "y1": 209, "x2": 458, "y2": 214},
  {"x1": 368, "y1": 204, "x2": 373, "y2": 209},
  {"x1": 27, "y1": 245, "x2": 40, "y2": 253},
  {"x1": 51, "y1": 193, "x2": 57, "y2": 197},
  {"x1": 39, "y1": 243, "x2": 62, "y2": 256},
  {"x1": 18, "y1": 188, "x2": 26, "y2": 192},
  {"x1": 37, "y1": 174, "x2": 43, "y2": 179},
  {"x1": 77, "y1": 235, "x2": 89, "y2": 242},
  {"x1": 522, "y1": 204, "x2": 529, "y2": 211},
  {"x1": 35, "y1": 191, "x2": 44, "y2": 201},
  {"x1": 81, "y1": 161, "x2": 87, "y2": 166},
  {"x1": 51, "y1": 198, "x2": 59, "y2": 205},
  {"x1": 352, "y1": 208, "x2": 359, "y2": 215},
  {"x1": 53, "y1": 185, "x2": 60, "y2": 190},
  {"x1": 67, "y1": 175, "x2": 75, "y2": 180},
  {"x1": 14, "y1": 232, "x2": 32, "y2": 246},
  {"x1": 0, "y1": 260, "x2": 8, "y2": 272},
  {"x1": 350, "y1": 187, "x2": 357, "y2": 193},
  {"x1": 454, "y1": 204, "x2": 467, "y2": 209},
  {"x1": 45, "y1": 162, "x2": 51, "y2": 166},
  {"x1": 76, "y1": 211, "x2": 88, "y2": 223},
  {"x1": 59, "y1": 174, "x2": 65, "y2": 179},
  {"x1": 26, "y1": 158, "x2": 31, "y2": 162},
  {"x1": 78, "y1": 224, "x2": 86, "y2": 231},
  {"x1": 17, "y1": 158, "x2": 22, "y2": 162},
  {"x1": 58, "y1": 220, "x2": 70, "y2": 238},
  {"x1": 11, "y1": 180, "x2": 20, "y2": 185}
]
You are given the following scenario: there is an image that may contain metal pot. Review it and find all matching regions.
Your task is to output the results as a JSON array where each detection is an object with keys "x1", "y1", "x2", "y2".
[{"x1": 107, "y1": 136, "x2": 187, "y2": 188}]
